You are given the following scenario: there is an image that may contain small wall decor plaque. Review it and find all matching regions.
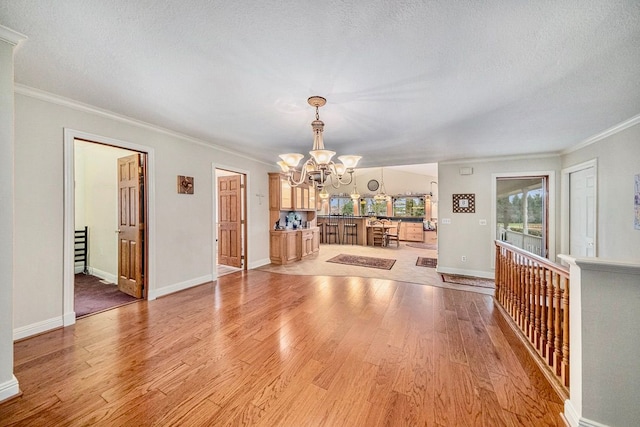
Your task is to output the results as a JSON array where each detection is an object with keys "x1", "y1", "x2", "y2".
[
  {"x1": 452, "y1": 193, "x2": 475, "y2": 213},
  {"x1": 178, "y1": 175, "x2": 194, "y2": 194}
]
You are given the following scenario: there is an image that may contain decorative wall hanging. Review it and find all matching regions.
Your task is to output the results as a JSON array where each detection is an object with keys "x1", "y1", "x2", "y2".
[
  {"x1": 178, "y1": 175, "x2": 194, "y2": 194},
  {"x1": 452, "y1": 193, "x2": 475, "y2": 213}
]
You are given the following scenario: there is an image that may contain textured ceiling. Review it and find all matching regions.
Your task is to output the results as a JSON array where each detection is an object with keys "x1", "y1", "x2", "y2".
[{"x1": 1, "y1": 0, "x2": 639, "y2": 167}]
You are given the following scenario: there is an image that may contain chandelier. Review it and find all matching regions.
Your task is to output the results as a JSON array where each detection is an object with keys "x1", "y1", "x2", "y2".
[{"x1": 277, "y1": 96, "x2": 362, "y2": 190}]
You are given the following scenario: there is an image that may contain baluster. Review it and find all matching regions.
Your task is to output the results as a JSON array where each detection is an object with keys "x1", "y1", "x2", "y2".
[
  {"x1": 546, "y1": 271, "x2": 555, "y2": 366},
  {"x1": 533, "y1": 263, "x2": 541, "y2": 352},
  {"x1": 528, "y1": 260, "x2": 536, "y2": 340},
  {"x1": 495, "y1": 245, "x2": 501, "y2": 301},
  {"x1": 509, "y1": 251, "x2": 516, "y2": 317},
  {"x1": 554, "y1": 276, "x2": 563, "y2": 376},
  {"x1": 519, "y1": 255, "x2": 526, "y2": 330},
  {"x1": 540, "y1": 266, "x2": 548, "y2": 358},
  {"x1": 515, "y1": 254, "x2": 522, "y2": 327},
  {"x1": 561, "y1": 275, "x2": 570, "y2": 387},
  {"x1": 522, "y1": 258, "x2": 531, "y2": 338}
]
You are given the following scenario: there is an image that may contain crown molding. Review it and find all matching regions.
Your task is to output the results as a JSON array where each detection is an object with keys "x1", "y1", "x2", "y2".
[
  {"x1": 13, "y1": 83, "x2": 272, "y2": 166},
  {"x1": 563, "y1": 113, "x2": 640, "y2": 155},
  {"x1": 439, "y1": 151, "x2": 560, "y2": 166},
  {"x1": 0, "y1": 25, "x2": 27, "y2": 46}
]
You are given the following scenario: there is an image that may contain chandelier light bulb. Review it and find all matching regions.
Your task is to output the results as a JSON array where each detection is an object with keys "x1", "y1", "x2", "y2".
[
  {"x1": 279, "y1": 153, "x2": 304, "y2": 168},
  {"x1": 309, "y1": 149, "x2": 335, "y2": 165},
  {"x1": 337, "y1": 155, "x2": 362, "y2": 169},
  {"x1": 334, "y1": 163, "x2": 346, "y2": 176}
]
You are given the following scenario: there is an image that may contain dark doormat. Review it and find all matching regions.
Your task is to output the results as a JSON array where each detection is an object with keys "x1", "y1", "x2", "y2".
[
  {"x1": 327, "y1": 254, "x2": 396, "y2": 270},
  {"x1": 416, "y1": 257, "x2": 437, "y2": 267}
]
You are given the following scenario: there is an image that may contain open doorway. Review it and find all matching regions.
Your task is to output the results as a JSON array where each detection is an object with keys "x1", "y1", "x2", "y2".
[
  {"x1": 73, "y1": 139, "x2": 147, "y2": 317},
  {"x1": 215, "y1": 168, "x2": 247, "y2": 277}
]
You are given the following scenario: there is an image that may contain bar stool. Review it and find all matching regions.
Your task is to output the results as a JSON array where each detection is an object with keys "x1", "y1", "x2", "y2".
[
  {"x1": 317, "y1": 220, "x2": 325, "y2": 243},
  {"x1": 343, "y1": 214, "x2": 358, "y2": 245},
  {"x1": 325, "y1": 216, "x2": 340, "y2": 244}
]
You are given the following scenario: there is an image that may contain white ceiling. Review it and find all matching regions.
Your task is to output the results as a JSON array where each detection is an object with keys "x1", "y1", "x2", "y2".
[{"x1": 2, "y1": 1, "x2": 639, "y2": 168}]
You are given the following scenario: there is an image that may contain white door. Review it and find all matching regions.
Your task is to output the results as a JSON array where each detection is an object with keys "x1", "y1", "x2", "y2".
[{"x1": 569, "y1": 166, "x2": 596, "y2": 257}]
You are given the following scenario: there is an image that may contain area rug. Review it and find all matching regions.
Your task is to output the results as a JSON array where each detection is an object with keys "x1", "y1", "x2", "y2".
[
  {"x1": 440, "y1": 273, "x2": 495, "y2": 289},
  {"x1": 416, "y1": 257, "x2": 437, "y2": 267},
  {"x1": 326, "y1": 254, "x2": 396, "y2": 270},
  {"x1": 406, "y1": 243, "x2": 438, "y2": 250},
  {"x1": 75, "y1": 274, "x2": 138, "y2": 318}
]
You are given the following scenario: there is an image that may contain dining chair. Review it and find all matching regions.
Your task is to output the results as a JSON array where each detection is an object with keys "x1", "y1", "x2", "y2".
[{"x1": 385, "y1": 220, "x2": 401, "y2": 247}]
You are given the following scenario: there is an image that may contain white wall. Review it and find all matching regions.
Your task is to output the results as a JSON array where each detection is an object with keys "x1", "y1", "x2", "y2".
[
  {"x1": 13, "y1": 90, "x2": 274, "y2": 335},
  {"x1": 437, "y1": 156, "x2": 561, "y2": 278},
  {"x1": 74, "y1": 142, "x2": 133, "y2": 280},
  {"x1": 0, "y1": 32, "x2": 21, "y2": 401},
  {"x1": 327, "y1": 167, "x2": 437, "y2": 198},
  {"x1": 562, "y1": 122, "x2": 640, "y2": 260}
]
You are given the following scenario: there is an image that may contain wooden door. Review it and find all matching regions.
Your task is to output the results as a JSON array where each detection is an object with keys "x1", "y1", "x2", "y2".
[
  {"x1": 218, "y1": 175, "x2": 243, "y2": 267},
  {"x1": 117, "y1": 154, "x2": 144, "y2": 298}
]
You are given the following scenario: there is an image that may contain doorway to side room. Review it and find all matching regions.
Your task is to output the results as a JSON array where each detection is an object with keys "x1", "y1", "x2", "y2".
[
  {"x1": 215, "y1": 168, "x2": 247, "y2": 277},
  {"x1": 73, "y1": 139, "x2": 147, "y2": 318}
]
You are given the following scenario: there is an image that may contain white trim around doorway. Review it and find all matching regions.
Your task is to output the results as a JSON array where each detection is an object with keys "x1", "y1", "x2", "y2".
[
  {"x1": 63, "y1": 128, "x2": 157, "y2": 326},
  {"x1": 491, "y1": 170, "x2": 557, "y2": 267},
  {"x1": 212, "y1": 163, "x2": 252, "y2": 280},
  {"x1": 560, "y1": 159, "x2": 598, "y2": 258}
]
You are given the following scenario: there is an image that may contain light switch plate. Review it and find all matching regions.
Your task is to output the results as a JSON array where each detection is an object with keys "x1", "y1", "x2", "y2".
[
  {"x1": 479, "y1": 219, "x2": 487, "y2": 225},
  {"x1": 441, "y1": 218, "x2": 451, "y2": 224}
]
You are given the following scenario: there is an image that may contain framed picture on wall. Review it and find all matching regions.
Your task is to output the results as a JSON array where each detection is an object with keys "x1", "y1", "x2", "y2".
[{"x1": 452, "y1": 193, "x2": 475, "y2": 213}]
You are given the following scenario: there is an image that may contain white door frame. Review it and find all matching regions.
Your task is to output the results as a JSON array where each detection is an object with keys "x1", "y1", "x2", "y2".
[
  {"x1": 491, "y1": 170, "x2": 556, "y2": 267},
  {"x1": 561, "y1": 159, "x2": 598, "y2": 257},
  {"x1": 212, "y1": 163, "x2": 250, "y2": 280},
  {"x1": 63, "y1": 128, "x2": 156, "y2": 326}
]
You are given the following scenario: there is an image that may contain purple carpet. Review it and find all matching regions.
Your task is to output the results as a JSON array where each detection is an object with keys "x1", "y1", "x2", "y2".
[{"x1": 75, "y1": 274, "x2": 138, "y2": 318}]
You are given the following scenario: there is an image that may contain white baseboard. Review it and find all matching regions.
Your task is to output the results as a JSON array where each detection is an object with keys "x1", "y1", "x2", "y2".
[
  {"x1": 63, "y1": 311, "x2": 76, "y2": 327},
  {"x1": 147, "y1": 274, "x2": 213, "y2": 300},
  {"x1": 564, "y1": 400, "x2": 580, "y2": 427},
  {"x1": 564, "y1": 399, "x2": 610, "y2": 427},
  {"x1": 248, "y1": 258, "x2": 271, "y2": 269},
  {"x1": 88, "y1": 267, "x2": 117, "y2": 284},
  {"x1": 0, "y1": 375, "x2": 19, "y2": 402},
  {"x1": 13, "y1": 316, "x2": 63, "y2": 341},
  {"x1": 74, "y1": 264, "x2": 85, "y2": 274},
  {"x1": 435, "y1": 266, "x2": 494, "y2": 279}
]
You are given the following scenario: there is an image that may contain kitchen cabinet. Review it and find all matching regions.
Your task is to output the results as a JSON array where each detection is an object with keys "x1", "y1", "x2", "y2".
[
  {"x1": 399, "y1": 222, "x2": 424, "y2": 242},
  {"x1": 269, "y1": 173, "x2": 293, "y2": 211},
  {"x1": 269, "y1": 228, "x2": 319, "y2": 265}
]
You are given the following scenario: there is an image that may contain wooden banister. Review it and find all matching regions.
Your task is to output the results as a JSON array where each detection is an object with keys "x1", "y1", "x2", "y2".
[{"x1": 494, "y1": 240, "x2": 570, "y2": 395}]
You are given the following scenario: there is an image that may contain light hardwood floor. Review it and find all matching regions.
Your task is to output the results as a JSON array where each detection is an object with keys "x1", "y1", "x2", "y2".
[{"x1": 1, "y1": 271, "x2": 564, "y2": 426}]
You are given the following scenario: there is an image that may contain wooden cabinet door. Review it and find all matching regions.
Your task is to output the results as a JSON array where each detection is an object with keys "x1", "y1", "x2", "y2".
[
  {"x1": 302, "y1": 187, "x2": 309, "y2": 210},
  {"x1": 281, "y1": 180, "x2": 293, "y2": 210},
  {"x1": 309, "y1": 186, "x2": 316, "y2": 211},
  {"x1": 286, "y1": 232, "x2": 298, "y2": 262},
  {"x1": 312, "y1": 229, "x2": 320, "y2": 253},
  {"x1": 268, "y1": 173, "x2": 280, "y2": 210}
]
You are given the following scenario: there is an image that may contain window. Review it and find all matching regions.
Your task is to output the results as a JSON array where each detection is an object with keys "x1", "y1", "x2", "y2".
[
  {"x1": 329, "y1": 197, "x2": 354, "y2": 215},
  {"x1": 496, "y1": 176, "x2": 548, "y2": 257},
  {"x1": 360, "y1": 197, "x2": 387, "y2": 216},
  {"x1": 392, "y1": 196, "x2": 425, "y2": 217}
]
